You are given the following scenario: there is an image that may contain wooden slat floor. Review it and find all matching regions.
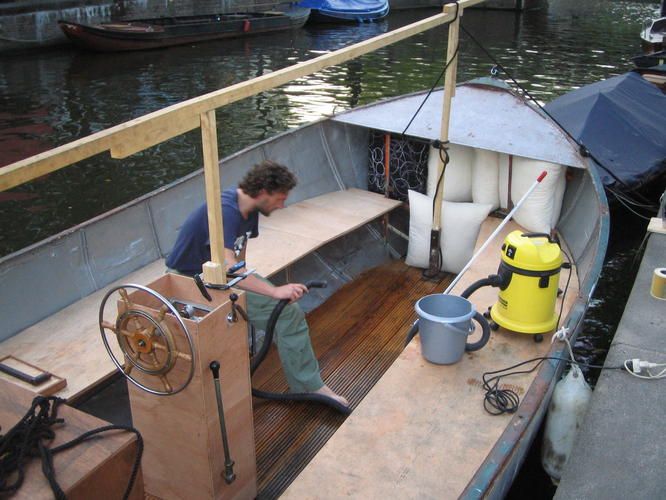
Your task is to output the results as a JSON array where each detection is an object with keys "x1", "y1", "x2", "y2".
[{"x1": 252, "y1": 259, "x2": 452, "y2": 499}]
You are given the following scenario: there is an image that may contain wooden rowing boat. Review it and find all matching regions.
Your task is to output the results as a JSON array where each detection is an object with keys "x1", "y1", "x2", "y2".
[{"x1": 58, "y1": 6, "x2": 311, "y2": 52}]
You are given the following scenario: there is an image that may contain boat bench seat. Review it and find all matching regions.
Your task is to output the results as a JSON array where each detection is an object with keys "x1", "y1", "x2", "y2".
[{"x1": 0, "y1": 188, "x2": 401, "y2": 400}]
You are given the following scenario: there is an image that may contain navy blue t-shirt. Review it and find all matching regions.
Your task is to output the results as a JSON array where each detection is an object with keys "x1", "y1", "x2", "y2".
[{"x1": 165, "y1": 189, "x2": 258, "y2": 275}]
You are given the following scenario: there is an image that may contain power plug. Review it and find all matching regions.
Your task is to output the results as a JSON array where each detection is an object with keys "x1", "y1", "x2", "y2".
[{"x1": 627, "y1": 359, "x2": 659, "y2": 374}]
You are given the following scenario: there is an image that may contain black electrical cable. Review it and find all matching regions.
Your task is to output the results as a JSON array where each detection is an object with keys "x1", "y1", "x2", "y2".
[
  {"x1": 459, "y1": 23, "x2": 659, "y2": 213},
  {"x1": 0, "y1": 396, "x2": 143, "y2": 499},
  {"x1": 481, "y1": 356, "x2": 624, "y2": 416}
]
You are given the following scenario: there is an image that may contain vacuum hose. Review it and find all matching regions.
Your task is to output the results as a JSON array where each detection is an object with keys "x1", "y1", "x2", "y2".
[
  {"x1": 460, "y1": 274, "x2": 503, "y2": 300},
  {"x1": 250, "y1": 280, "x2": 352, "y2": 415}
]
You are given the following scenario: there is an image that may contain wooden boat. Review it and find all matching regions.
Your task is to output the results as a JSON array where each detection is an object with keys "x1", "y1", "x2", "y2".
[
  {"x1": 298, "y1": 0, "x2": 389, "y2": 23},
  {"x1": 57, "y1": 6, "x2": 311, "y2": 52},
  {"x1": 0, "y1": 2, "x2": 608, "y2": 498}
]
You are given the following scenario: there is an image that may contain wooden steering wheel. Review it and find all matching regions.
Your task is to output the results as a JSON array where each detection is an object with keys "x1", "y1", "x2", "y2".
[{"x1": 99, "y1": 284, "x2": 195, "y2": 396}]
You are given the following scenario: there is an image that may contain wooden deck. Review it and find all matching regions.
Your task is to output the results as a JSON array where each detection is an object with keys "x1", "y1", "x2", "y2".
[{"x1": 252, "y1": 259, "x2": 452, "y2": 499}]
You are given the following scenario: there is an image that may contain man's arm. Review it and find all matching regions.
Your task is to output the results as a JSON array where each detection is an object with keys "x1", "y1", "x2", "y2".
[{"x1": 224, "y1": 248, "x2": 307, "y2": 302}]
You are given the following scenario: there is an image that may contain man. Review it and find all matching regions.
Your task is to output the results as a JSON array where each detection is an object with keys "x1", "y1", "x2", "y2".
[{"x1": 166, "y1": 160, "x2": 348, "y2": 409}]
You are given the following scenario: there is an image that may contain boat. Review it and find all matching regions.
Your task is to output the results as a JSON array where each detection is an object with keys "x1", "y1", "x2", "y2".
[
  {"x1": 0, "y1": 2, "x2": 608, "y2": 498},
  {"x1": 544, "y1": 71, "x2": 666, "y2": 198},
  {"x1": 57, "y1": 5, "x2": 311, "y2": 52},
  {"x1": 298, "y1": 0, "x2": 389, "y2": 23},
  {"x1": 640, "y1": 2, "x2": 666, "y2": 54}
]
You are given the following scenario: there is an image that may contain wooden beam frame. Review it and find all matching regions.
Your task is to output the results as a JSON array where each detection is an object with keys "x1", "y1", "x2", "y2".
[
  {"x1": 0, "y1": 0, "x2": 485, "y2": 284},
  {"x1": 0, "y1": 0, "x2": 484, "y2": 192}
]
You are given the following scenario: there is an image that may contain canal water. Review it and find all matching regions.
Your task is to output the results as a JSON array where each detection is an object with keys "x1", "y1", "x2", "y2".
[{"x1": 0, "y1": 0, "x2": 660, "y2": 496}]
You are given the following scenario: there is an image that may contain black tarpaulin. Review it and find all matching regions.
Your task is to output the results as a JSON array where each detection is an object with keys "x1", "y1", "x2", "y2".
[{"x1": 545, "y1": 72, "x2": 666, "y2": 191}]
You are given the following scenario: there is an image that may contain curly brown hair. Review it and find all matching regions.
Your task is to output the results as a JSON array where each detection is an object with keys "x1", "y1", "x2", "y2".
[{"x1": 239, "y1": 160, "x2": 297, "y2": 197}]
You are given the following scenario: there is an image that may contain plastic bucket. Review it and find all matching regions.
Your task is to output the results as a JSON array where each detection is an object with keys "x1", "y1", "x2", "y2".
[{"x1": 415, "y1": 294, "x2": 476, "y2": 365}]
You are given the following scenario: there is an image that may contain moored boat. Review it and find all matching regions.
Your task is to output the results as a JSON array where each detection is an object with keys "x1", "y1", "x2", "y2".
[
  {"x1": 640, "y1": 2, "x2": 666, "y2": 54},
  {"x1": 298, "y1": 0, "x2": 389, "y2": 23},
  {"x1": 58, "y1": 6, "x2": 311, "y2": 52},
  {"x1": 0, "y1": 2, "x2": 608, "y2": 498},
  {"x1": 544, "y1": 71, "x2": 666, "y2": 198}
]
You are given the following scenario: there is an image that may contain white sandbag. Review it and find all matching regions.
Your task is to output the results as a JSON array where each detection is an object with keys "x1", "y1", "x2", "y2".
[
  {"x1": 426, "y1": 144, "x2": 473, "y2": 202},
  {"x1": 498, "y1": 153, "x2": 510, "y2": 210},
  {"x1": 472, "y1": 149, "x2": 500, "y2": 210},
  {"x1": 405, "y1": 189, "x2": 433, "y2": 268},
  {"x1": 406, "y1": 190, "x2": 493, "y2": 274},
  {"x1": 511, "y1": 157, "x2": 566, "y2": 234},
  {"x1": 551, "y1": 168, "x2": 567, "y2": 227}
]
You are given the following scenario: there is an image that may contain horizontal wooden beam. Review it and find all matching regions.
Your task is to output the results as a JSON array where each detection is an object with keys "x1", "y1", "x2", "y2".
[{"x1": 0, "y1": 0, "x2": 485, "y2": 192}]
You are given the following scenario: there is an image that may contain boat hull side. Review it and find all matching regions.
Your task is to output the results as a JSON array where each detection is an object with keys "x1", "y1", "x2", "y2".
[
  {"x1": 58, "y1": 10, "x2": 310, "y2": 51},
  {"x1": 0, "y1": 119, "x2": 369, "y2": 341},
  {"x1": 461, "y1": 161, "x2": 610, "y2": 498}
]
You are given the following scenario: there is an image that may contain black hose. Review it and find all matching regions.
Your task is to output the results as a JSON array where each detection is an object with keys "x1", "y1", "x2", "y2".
[
  {"x1": 249, "y1": 280, "x2": 352, "y2": 415},
  {"x1": 465, "y1": 312, "x2": 491, "y2": 352},
  {"x1": 460, "y1": 275, "x2": 502, "y2": 299}
]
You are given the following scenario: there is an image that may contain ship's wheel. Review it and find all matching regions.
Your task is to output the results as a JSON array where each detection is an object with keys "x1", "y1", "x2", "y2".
[{"x1": 99, "y1": 284, "x2": 195, "y2": 396}]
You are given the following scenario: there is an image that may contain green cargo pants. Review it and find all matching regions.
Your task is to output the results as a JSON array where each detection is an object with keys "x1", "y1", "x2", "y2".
[{"x1": 246, "y1": 276, "x2": 324, "y2": 393}]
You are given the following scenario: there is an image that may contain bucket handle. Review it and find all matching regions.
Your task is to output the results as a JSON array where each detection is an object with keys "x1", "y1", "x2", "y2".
[{"x1": 404, "y1": 311, "x2": 491, "y2": 352}]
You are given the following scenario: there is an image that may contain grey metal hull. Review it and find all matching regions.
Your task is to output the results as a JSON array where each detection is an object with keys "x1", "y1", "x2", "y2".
[{"x1": 0, "y1": 81, "x2": 609, "y2": 496}]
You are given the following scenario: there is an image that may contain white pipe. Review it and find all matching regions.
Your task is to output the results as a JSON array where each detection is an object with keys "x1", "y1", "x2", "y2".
[{"x1": 444, "y1": 170, "x2": 548, "y2": 295}]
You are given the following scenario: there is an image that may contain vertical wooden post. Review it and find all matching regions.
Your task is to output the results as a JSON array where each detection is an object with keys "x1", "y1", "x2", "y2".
[
  {"x1": 200, "y1": 110, "x2": 227, "y2": 286},
  {"x1": 433, "y1": 2, "x2": 462, "y2": 232}
]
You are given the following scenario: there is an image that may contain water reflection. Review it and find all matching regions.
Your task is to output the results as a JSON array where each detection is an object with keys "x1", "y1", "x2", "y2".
[{"x1": 0, "y1": 2, "x2": 657, "y2": 257}]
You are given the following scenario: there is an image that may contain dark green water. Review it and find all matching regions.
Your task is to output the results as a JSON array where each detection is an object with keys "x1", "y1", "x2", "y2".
[
  {"x1": 0, "y1": 1, "x2": 658, "y2": 257},
  {"x1": 0, "y1": 1, "x2": 661, "y2": 496}
]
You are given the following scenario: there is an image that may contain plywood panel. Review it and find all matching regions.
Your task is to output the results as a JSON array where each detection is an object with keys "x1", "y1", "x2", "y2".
[
  {"x1": 127, "y1": 275, "x2": 256, "y2": 500},
  {"x1": 0, "y1": 259, "x2": 167, "y2": 400}
]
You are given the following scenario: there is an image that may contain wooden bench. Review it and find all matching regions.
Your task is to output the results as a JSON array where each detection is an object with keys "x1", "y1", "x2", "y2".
[{"x1": 0, "y1": 189, "x2": 401, "y2": 400}]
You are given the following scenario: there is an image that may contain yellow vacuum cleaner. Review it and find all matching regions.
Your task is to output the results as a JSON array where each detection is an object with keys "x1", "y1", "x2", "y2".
[{"x1": 461, "y1": 231, "x2": 566, "y2": 342}]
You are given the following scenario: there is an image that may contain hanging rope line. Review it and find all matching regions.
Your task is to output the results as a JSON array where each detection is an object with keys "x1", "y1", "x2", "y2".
[
  {"x1": 459, "y1": 22, "x2": 659, "y2": 214},
  {"x1": 400, "y1": 1, "x2": 461, "y2": 139},
  {"x1": 0, "y1": 396, "x2": 143, "y2": 500}
]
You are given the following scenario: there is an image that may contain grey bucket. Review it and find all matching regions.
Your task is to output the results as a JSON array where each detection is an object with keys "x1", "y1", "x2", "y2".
[{"x1": 415, "y1": 294, "x2": 476, "y2": 365}]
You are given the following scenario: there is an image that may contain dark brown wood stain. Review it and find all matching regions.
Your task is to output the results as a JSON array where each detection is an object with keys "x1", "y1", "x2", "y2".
[{"x1": 252, "y1": 259, "x2": 452, "y2": 499}]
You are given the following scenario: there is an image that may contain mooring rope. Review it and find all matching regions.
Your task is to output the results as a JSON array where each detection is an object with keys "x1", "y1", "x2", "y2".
[{"x1": 0, "y1": 395, "x2": 143, "y2": 500}]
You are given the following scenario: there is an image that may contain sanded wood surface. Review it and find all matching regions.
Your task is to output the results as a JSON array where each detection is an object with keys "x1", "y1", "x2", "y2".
[
  {"x1": 0, "y1": 355, "x2": 66, "y2": 395},
  {"x1": 126, "y1": 274, "x2": 257, "y2": 500},
  {"x1": 283, "y1": 218, "x2": 579, "y2": 499},
  {"x1": 248, "y1": 189, "x2": 402, "y2": 277},
  {"x1": 0, "y1": 379, "x2": 143, "y2": 500},
  {"x1": 0, "y1": 259, "x2": 166, "y2": 401},
  {"x1": 0, "y1": 189, "x2": 399, "y2": 401},
  {"x1": 252, "y1": 259, "x2": 453, "y2": 499}
]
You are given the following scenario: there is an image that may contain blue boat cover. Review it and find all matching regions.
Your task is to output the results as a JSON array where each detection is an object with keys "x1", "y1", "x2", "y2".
[
  {"x1": 298, "y1": 0, "x2": 386, "y2": 14},
  {"x1": 544, "y1": 72, "x2": 666, "y2": 191}
]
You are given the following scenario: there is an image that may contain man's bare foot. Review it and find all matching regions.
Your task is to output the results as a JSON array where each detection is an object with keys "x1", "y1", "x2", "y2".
[{"x1": 313, "y1": 385, "x2": 349, "y2": 407}]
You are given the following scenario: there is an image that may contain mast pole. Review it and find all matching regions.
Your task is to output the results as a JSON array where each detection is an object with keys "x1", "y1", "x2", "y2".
[{"x1": 427, "y1": 1, "x2": 463, "y2": 276}]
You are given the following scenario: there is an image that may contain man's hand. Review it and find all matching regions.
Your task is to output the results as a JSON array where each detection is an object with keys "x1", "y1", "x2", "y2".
[{"x1": 272, "y1": 283, "x2": 309, "y2": 302}]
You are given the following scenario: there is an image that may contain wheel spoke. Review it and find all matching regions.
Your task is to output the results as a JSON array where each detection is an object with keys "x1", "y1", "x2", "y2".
[
  {"x1": 101, "y1": 320, "x2": 117, "y2": 331},
  {"x1": 159, "y1": 374, "x2": 172, "y2": 393}
]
